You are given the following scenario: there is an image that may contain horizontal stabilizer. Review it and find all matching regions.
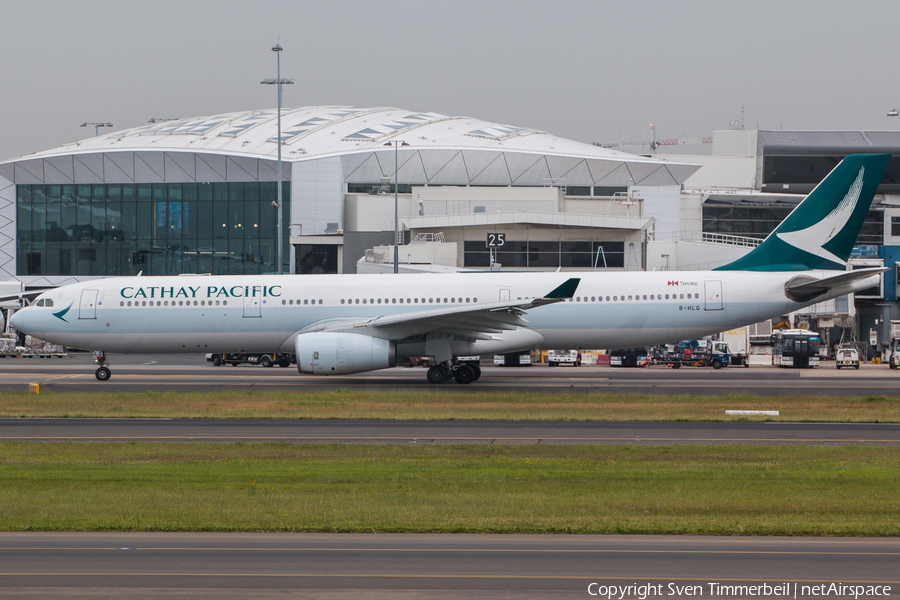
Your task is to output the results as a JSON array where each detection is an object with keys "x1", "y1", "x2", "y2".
[{"x1": 785, "y1": 267, "x2": 887, "y2": 302}]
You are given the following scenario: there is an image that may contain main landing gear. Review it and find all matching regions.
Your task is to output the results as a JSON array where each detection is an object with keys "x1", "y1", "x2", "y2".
[
  {"x1": 426, "y1": 361, "x2": 482, "y2": 385},
  {"x1": 93, "y1": 351, "x2": 111, "y2": 381}
]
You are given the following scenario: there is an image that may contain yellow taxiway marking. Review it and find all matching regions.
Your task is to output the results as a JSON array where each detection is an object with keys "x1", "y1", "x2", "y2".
[
  {"x1": 0, "y1": 573, "x2": 897, "y2": 584},
  {"x1": 0, "y1": 547, "x2": 897, "y2": 556}
]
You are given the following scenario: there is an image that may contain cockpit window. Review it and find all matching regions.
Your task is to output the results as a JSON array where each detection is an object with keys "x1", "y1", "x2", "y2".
[
  {"x1": 35, "y1": 299, "x2": 44, "y2": 307},
  {"x1": 45, "y1": 299, "x2": 53, "y2": 307}
]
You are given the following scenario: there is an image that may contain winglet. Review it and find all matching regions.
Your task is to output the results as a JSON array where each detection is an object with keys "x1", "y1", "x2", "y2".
[{"x1": 543, "y1": 278, "x2": 580, "y2": 299}]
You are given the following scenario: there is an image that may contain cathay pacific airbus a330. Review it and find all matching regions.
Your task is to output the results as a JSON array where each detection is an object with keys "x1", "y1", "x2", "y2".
[{"x1": 9, "y1": 154, "x2": 890, "y2": 384}]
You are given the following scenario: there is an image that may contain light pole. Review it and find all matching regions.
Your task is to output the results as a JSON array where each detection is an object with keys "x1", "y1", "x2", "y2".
[
  {"x1": 81, "y1": 122, "x2": 113, "y2": 136},
  {"x1": 384, "y1": 140, "x2": 409, "y2": 273},
  {"x1": 261, "y1": 44, "x2": 294, "y2": 275}
]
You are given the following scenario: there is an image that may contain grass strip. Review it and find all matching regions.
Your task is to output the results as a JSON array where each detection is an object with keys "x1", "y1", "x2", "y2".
[
  {"x1": 0, "y1": 389, "x2": 898, "y2": 422},
  {"x1": 0, "y1": 443, "x2": 897, "y2": 535}
]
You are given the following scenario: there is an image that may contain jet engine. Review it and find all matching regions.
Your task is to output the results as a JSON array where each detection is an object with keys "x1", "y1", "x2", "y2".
[{"x1": 295, "y1": 332, "x2": 396, "y2": 375}]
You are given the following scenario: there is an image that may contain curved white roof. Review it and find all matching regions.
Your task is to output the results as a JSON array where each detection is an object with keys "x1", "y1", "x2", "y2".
[{"x1": 1, "y1": 106, "x2": 700, "y2": 187}]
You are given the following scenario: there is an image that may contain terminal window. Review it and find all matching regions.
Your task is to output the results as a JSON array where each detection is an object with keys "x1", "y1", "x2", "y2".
[
  {"x1": 464, "y1": 240, "x2": 624, "y2": 268},
  {"x1": 16, "y1": 182, "x2": 290, "y2": 277}
]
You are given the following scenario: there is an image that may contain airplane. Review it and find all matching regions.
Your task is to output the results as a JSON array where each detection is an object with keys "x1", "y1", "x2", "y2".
[{"x1": 8, "y1": 154, "x2": 891, "y2": 384}]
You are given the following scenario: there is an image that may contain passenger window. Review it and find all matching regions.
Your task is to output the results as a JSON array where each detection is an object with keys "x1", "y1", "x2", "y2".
[
  {"x1": 120, "y1": 301, "x2": 124, "y2": 307},
  {"x1": 392, "y1": 299, "x2": 396, "y2": 304},
  {"x1": 466, "y1": 297, "x2": 470, "y2": 303},
  {"x1": 680, "y1": 294, "x2": 684, "y2": 299},
  {"x1": 318, "y1": 299, "x2": 322, "y2": 305},
  {"x1": 665, "y1": 294, "x2": 669, "y2": 299},
  {"x1": 443, "y1": 298, "x2": 448, "y2": 303},
  {"x1": 409, "y1": 298, "x2": 413, "y2": 304},
  {"x1": 377, "y1": 299, "x2": 382, "y2": 304},
  {"x1": 341, "y1": 299, "x2": 345, "y2": 304},
  {"x1": 650, "y1": 295, "x2": 654, "y2": 300},
  {"x1": 628, "y1": 295, "x2": 632, "y2": 301},
  {"x1": 642, "y1": 295, "x2": 647, "y2": 300},
  {"x1": 613, "y1": 296, "x2": 617, "y2": 301}
]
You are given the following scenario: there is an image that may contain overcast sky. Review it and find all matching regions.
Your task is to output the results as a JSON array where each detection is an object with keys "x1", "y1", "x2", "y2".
[{"x1": 1, "y1": 0, "x2": 898, "y2": 161}]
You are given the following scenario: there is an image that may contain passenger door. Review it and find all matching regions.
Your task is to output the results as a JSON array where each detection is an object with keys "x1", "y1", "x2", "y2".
[
  {"x1": 78, "y1": 290, "x2": 98, "y2": 320},
  {"x1": 243, "y1": 293, "x2": 261, "y2": 318},
  {"x1": 704, "y1": 280, "x2": 723, "y2": 311}
]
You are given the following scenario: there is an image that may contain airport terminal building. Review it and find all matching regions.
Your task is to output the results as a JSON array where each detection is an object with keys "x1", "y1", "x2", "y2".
[{"x1": 0, "y1": 106, "x2": 699, "y2": 287}]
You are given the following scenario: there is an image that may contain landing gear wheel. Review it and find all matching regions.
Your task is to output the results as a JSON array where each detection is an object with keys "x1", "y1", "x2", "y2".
[
  {"x1": 95, "y1": 366, "x2": 111, "y2": 381},
  {"x1": 470, "y1": 364, "x2": 482, "y2": 381},
  {"x1": 712, "y1": 359, "x2": 723, "y2": 370},
  {"x1": 454, "y1": 365, "x2": 476, "y2": 384},
  {"x1": 211, "y1": 355, "x2": 222, "y2": 366},
  {"x1": 426, "y1": 365, "x2": 448, "y2": 384},
  {"x1": 260, "y1": 355, "x2": 274, "y2": 368}
]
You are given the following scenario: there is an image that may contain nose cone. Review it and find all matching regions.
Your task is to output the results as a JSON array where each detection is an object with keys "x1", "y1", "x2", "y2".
[{"x1": 9, "y1": 308, "x2": 31, "y2": 333}]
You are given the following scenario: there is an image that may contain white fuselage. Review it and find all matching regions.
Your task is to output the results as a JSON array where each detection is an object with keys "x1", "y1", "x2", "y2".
[{"x1": 10, "y1": 270, "x2": 862, "y2": 359}]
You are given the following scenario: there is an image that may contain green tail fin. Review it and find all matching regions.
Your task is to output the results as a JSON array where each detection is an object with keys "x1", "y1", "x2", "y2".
[{"x1": 715, "y1": 154, "x2": 890, "y2": 271}]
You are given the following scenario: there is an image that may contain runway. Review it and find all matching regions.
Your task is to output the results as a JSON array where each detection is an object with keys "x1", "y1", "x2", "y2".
[
  {"x1": 2, "y1": 418, "x2": 898, "y2": 445},
  {"x1": 2, "y1": 353, "x2": 900, "y2": 396},
  {"x1": 0, "y1": 533, "x2": 896, "y2": 599}
]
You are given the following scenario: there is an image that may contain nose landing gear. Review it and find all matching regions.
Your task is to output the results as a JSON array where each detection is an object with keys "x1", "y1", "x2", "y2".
[{"x1": 93, "y1": 351, "x2": 111, "y2": 381}]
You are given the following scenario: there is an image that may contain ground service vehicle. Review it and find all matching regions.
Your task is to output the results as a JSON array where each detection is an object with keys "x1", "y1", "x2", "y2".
[
  {"x1": 705, "y1": 341, "x2": 732, "y2": 369},
  {"x1": 666, "y1": 339, "x2": 730, "y2": 369},
  {"x1": 7, "y1": 155, "x2": 890, "y2": 384},
  {"x1": 835, "y1": 346, "x2": 860, "y2": 369},
  {"x1": 773, "y1": 329, "x2": 820, "y2": 368},
  {"x1": 207, "y1": 353, "x2": 292, "y2": 368},
  {"x1": 610, "y1": 348, "x2": 650, "y2": 367},
  {"x1": 890, "y1": 321, "x2": 900, "y2": 370},
  {"x1": 547, "y1": 349, "x2": 582, "y2": 366},
  {"x1": 493, "y1": 352, "x2": 532, "y2": 367},
  {"x1": 721, "y1": 327, "x2": 750, "y2": 366}
]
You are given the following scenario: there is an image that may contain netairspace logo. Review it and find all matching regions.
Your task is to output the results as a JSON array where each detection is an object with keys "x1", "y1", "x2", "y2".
[{"x1": 586, "y1": 582, "x2": 892, "y2": 599}]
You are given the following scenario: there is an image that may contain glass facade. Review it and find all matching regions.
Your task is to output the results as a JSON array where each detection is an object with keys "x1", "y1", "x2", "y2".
[
  {"x1": 17, "y1": 182, "x2": 290, "y2": 276},
  {"x1": 702, "y1": 204, "x2": 884, "y2": 246},
  {"x1": 463, "y1": 240, "x2": 625, "y2": 268}
]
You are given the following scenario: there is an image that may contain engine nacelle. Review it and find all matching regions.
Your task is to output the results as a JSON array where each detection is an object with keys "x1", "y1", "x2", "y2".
[{"x1": 295, "y1": 332, "x2": 396, "y2": 375}]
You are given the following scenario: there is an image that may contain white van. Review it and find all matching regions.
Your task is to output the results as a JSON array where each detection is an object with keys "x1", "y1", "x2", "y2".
[{"x1": 835, "y1": 347, "x2": 859, "y2": 369}]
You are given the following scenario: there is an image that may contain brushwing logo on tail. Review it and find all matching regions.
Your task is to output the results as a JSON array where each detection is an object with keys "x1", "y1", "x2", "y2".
[{"x1": 776, "y1": 166, "x2": 865, "y2": 266}]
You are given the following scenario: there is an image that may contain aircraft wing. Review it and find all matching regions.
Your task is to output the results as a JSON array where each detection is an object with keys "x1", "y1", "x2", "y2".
[
  {"x1": 301, "y1": 277, "x2": 580, "y2": 343},
  {"x1": 785, "y1": 267, "x2": 887, "y2": 302}
]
